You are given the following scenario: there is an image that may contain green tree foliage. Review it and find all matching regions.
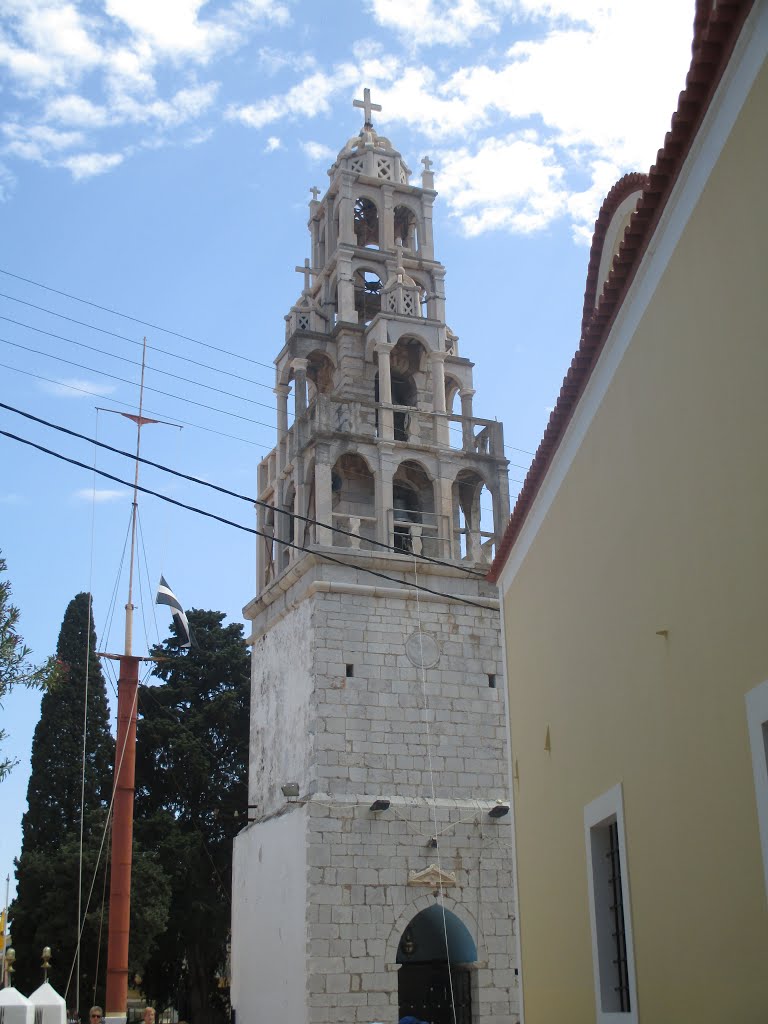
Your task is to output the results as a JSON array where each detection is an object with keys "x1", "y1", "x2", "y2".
[
  {"x1": 134, "y1": 610, "x2": 250, "y2": 1024},
  {"x1": 11, "y1": 593, "x2": 115, "y2": 999},
  {"x1": 0, "y1": 550, "x2": 51, "y2": 780},
  {"x1": 11, "y1": 593, "x2": 171, "y2": 1008}
]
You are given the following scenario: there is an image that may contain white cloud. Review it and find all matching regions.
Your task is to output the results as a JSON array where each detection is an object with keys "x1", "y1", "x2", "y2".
[
  {"x1": 0, "y1": 0, "x2": 286, "y2": 169},
  {"x1": 38, "y1": 377, "x2": 118, "y2": 397},
  {"x1": 44, "y1": 94, "x2": 111, "y2": 127},
  {"x1": 73, "y1": 488, "x2": 127, "y2": 502},
  {"x1": 0, "y1": 493, "x2": 25, "y2": 505},
  {"x1": 60, "y1": 150, "x2": 124, "y2": 179},
  {"x1": 0, "y1": 2, "x2": 104, "y2": 89},
  {"x1": 366, "y1": 0, "x2": 514, "y2": 47},
  {"x1": 112, "y1": 82, "x2": 220, "y2": 127},
  {"x1": 264, "y1": 135, "x2": 281, "y2": 152},
  {"x1": 301, "y1": 140, "x2": 334, "y2": 161},
  {"x1": 256, "y1": 46, "x2": 316, "y2": 76},
  {"x1": 0, "y1": 162, "x2": 16, "y2": 201},
  {"x1": 436, "y1": 133, "x2": 568, "y2": 235},
  {"x1": 103, "y1": 0, "x2": 288, "y2": 64},
  {"x1": 226, "y1": 66, "x2": 359, "y2": 128},
  {"x1": 2, "y1": 122, "x2": 84, "y2": 161}
]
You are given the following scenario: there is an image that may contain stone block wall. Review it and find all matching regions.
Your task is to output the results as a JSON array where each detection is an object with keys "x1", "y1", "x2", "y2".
[{"x1": 306, "y1": 793, "x2": 519, "y2": 1024}]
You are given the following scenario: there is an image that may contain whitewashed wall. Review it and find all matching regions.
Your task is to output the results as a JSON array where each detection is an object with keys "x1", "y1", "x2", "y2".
[
  {"x1": 249, "y1": 599, "x2": 315, "y2": 815},
  {"x1": 231, "y1": 808, "x2": 309, "y2": 1024}
]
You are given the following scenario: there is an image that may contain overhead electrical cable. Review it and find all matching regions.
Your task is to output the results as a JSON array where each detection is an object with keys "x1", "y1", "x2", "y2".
[
  {"x1": 0, "y1": 266, "x2": 276, "y2": 371},
  {"x1": 0, "y1": 268, "x2": 535, "y2": 458},
  {"x1": 0, "y1": 362, "x2": 273, "y2": 449},
  {"x1": 0, "y1": 337, "x2": 279, "y2": 429},
  {"x1": 0, "y1": 402, "x2": 489, "y2": 578},
  {"x1": 0, "y1": 317, "x2": 278, "y2": 412},
  {"x1": 0, "y1": 428, "x2": 499, "y2": 608},
  {"x1": 0, "y1": 292, "x2": 277, "y2": 392}
]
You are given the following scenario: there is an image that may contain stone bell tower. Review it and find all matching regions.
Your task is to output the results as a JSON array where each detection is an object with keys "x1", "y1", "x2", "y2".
[{"x1": 231, "y1": 90, "x2": 520, "y2": 1024}]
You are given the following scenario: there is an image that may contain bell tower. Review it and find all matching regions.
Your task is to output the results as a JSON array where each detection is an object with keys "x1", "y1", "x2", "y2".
[{"x1": 232, "y1": 90, "x2": 519, "y2": 1024}]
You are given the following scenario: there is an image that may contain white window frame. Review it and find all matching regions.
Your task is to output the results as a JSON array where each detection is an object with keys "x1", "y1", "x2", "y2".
[
  {"x1": 584, "y1": 783, "x2": 638, "y2": 1023},
  {"x1": 745, "y1": 680, "x2": 768, "y2": 904}
]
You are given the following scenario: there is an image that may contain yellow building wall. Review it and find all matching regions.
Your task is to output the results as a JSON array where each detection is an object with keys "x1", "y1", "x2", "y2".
[{"x1": 502, "y1": 59, "x2": 768, "y2": 1023}]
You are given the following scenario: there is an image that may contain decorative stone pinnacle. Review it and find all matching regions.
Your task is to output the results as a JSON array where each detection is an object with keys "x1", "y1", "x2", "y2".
[
  {"x1": 353, "y1": 87, "x2": 382, "y2": 128},
  {"x1": 310, "y1": 186, "x2": 320, "y2": 202},
  {"x1": 422, "y1": 155, "x2": 433, "y2": 172}
]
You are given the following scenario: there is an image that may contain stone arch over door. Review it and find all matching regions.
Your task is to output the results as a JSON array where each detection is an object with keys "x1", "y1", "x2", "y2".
[{"x1": 387, "y1": 896, "x2": 481, "y2": 1024}]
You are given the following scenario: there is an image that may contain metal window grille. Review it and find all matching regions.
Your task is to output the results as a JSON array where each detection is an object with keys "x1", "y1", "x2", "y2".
[{"x1": 606, "y1": 820, "x2": 631, "y2": 1011}]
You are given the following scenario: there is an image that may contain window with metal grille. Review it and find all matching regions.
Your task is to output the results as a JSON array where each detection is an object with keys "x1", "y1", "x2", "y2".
[
  {"x1": 585, "y1": 785, "x2": 637, "y2": 1021},
  {"x1": 746, "y1": 680, "x2": 768, "y2": 902}
]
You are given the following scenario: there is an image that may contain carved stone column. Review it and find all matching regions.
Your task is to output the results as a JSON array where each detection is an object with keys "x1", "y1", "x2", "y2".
[
  {"x1": 376, "y1": 342, "x2": 394, "y2": 441},
  {"x1": 314, "y1": 445, "x2": 333, "y2": 547},
  {"x1": 292, "y1": 359, "x2": 308, "y2": 420},
  {"x1": 460, "y1": 387, "x2": 476, "y2": 451},
  {"x1": 275, "y1": 383, "x2": 290, "y2": 439}
]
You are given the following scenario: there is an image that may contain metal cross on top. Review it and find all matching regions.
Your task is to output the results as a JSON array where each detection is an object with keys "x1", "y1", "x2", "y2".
[
  {"x1": 353, "y1": 87, "x2": 382, "y2": 127},
  {"x1": 422, "y1": 155, "x2": 433, "y2": 172}
]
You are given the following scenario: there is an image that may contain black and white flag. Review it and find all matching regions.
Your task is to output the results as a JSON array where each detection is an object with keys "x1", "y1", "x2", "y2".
[{"x1": 156, "y1": 576, "x2": 192, "y2": 649}]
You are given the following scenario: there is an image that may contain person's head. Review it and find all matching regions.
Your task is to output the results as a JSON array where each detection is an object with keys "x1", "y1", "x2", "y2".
[
  {"x1": 143, "y1": 1008, "x2": 155, "y2": 1024},
  {"x1": 89, "y1": 1008, "x2": 102, "y2": 1024}
]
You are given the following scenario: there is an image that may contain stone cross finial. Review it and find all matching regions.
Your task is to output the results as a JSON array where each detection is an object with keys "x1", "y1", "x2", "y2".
[
  {"x1": 353, "y1": 87, "x2": 382, "y2": 127},
  {"x1": 422, "y1": 155, "x2": 433, "y2": 172},
  {"x1": 294, "y1": 258, "x2": 316, "y2": 294},
  {"x1": 310, "y1": 186, "x2": 321, "y2": 202}
]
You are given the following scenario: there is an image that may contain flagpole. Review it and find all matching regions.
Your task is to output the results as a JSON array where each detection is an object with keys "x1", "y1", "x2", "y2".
[
  {"x1": 105, "y1": 339, "x2": 147, "y2": 1024},
  {"x1": 125, "y1": 336, "x2": 147, "y2": 659},
  {"x1": 97, "y1": 344, "x2": 182, "y2": 1023}
]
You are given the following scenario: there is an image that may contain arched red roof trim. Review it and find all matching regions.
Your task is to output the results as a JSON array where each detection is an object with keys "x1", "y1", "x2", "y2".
[
  {"x1": 488, "y1": 0, "x2": 755, "y2": 584},
  {"x1": 580, "y1": 172, "x2": 648, "y2": 336}
]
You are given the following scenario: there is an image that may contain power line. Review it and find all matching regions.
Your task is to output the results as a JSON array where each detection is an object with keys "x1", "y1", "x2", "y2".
[
  {"x1": 0, "y1": 266, "x2": 276, "y2": 372},
  {"x1": 0, "y1": 316, "x2": 278, "y2": 413},
  {"x1": 0, "y1": 365, "x2": 526, "y2": 508},
  {"x1": 0, "y1": 361, "x2": 274, "y2": 449},
  {"x1": 0, "y1": 336, "x2": 279, "y2": 430},
  {"x1": 0, "y1": 268, "x2": 535, "y2": 459},
  {"x1": 0, "y1": 292, "x2": 277, "y2": 392},
  {"x1": 0, "y1": 428, "x2": 498, "y2": 608},
  {"x1": 0, "y1": 401, "x2": 489, "y2": 578}
]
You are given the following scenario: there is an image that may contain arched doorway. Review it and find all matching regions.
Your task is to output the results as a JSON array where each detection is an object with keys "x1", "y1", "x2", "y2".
[{"x1": 397, "y1": 906, "x2": 476, "y2": 1024}]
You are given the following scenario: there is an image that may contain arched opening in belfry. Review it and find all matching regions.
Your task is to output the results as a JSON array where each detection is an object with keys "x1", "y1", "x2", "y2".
[
  {"x1": 452, "y1": 470, "x2": 494, "y2": 562},
  {"x1": 354, "y1": 196, "x2": 380, "y2": 248},
  {"x1": 392, "y1": 460, "x2": 435, "y2": 555},
  {"x1": 306, "y1": 351, "x2": 335, "y2": 404},
  {"x1": 394, "y1": 204, "x2": 419, "y2": 251},
  {"x1": 279, "y1": 481, "x2": 296, "y2": 572},
  {"x1": 316, "y1": 220, "x2": 326, "y2": 268},
  {"x1": 331, "y1": 453, "x2": 375, "y2": 549},
  {"x1": 261, "y1": 500, "x2": 276, "y2": 586},
  {"x1": 390, "y1": 338, "x2": 425, "y2": 440},
  {"x1": 354, "y1": 269, "x2": 382, "y2": 325},
  {"x1": 396, "y1": 906, "x2": 476, "y2": 1024}
]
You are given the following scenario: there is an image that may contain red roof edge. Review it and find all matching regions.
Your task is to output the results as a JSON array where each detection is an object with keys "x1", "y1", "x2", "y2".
[
  {"x1": 579, "y1": 172, "x2": 648, "y2": 336},
  {"x1": 488, "y1": 0, "x2": 755, "y2": 585}
]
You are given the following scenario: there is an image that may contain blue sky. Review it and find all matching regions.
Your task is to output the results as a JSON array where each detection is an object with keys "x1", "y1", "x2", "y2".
[{"x1": 0, "y1": 0, "x2": 696, "y2": 896}]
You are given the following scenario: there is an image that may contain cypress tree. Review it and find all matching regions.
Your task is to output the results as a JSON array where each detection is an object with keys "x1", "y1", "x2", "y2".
[{"x1": 11, "y1": 593, "x2": 114, "y2": 1000}]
